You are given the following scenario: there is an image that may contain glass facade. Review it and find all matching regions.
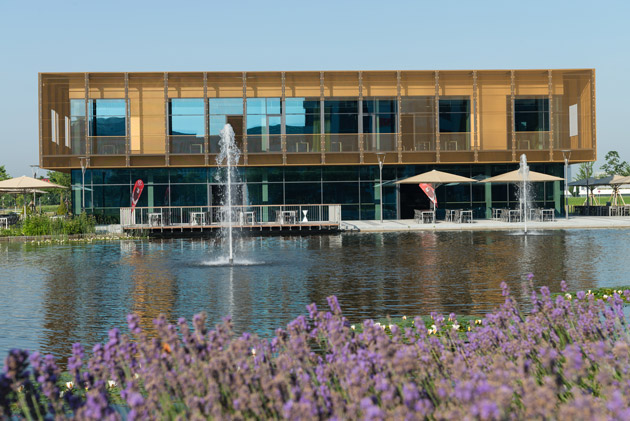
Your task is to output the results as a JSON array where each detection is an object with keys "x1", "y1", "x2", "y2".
[
  {"x1": 70, "y1": 99, "x2": 86, "y2": 155},
  {"x1": 363, "y1": 97, "x2": 397, "y2": 152},
  {"x1": 286, "y1": 98, "x2": 320, "y2": 153},
  {"x1": 209, "y1": 98, "x2": 243, "y2": 153},
  {"x1": 73, "y1": 163, "x2": 563, "y2": 222},
  {"x1": 247, "y1": 97, "x2": 281, "y2": 153},
  {"x1": 89, "y1": 99, "x2": 126, "y2": 154},
  {"x1": 324, "y1": 99, "x2": 359, "y2": 152},
  {"x1": 514, "y1": 97, "x2": 550, "y2": 150},
  {"x1": 169, "y1": 98, "x2": 204, "y2": 154},
  {"x1": 439, "y1": 97, "x2": 470, "y2": 151}
]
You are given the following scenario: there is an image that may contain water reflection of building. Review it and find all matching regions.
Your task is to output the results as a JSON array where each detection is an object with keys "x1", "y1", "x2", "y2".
[{"x1": 122, "y1": 241, "x2": 177, "y2": 332}]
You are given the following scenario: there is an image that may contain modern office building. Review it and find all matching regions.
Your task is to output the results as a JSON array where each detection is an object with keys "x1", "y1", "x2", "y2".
[{"x1": 39, "y1": 70, "x2": 595, "y2": 220}]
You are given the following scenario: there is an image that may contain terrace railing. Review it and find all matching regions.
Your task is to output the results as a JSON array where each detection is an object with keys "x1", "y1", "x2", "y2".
[{"x1": 120, "y1": 204, "x2": 342, "y2": 228}]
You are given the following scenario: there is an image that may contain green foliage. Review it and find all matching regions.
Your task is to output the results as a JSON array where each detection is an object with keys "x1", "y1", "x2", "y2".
[
  {"x1": 600, "y1": 151, "x2": 630, "y2": 176},
  {"x1": 9, "y1": 214, "x2": 95, "y2": 237},
  {"x1": 56, "y1": 200, "x2": 68, "y2": 215},
  {"x1": 574, "y1": 161, "x2": 594, "y2": 181},
  {"x1": 0, "y1": 165, "x2": 9, "y2": 181},
  {"x1": 40, "y1": 170, "x2": 71, "y2": 206}
]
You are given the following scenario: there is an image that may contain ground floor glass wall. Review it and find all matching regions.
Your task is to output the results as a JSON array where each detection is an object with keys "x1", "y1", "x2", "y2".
[{"x1": 71, "y1": 163, "x2": 564, "y2": 222}]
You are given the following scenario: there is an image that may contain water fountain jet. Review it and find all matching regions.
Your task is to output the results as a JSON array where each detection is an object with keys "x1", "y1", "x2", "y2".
[
  {"x1": 518, "y1": 154, "x2": 531, "y2": 235},
  {"x1": 216, "y1": 124, "x2": 241, "y2": 265}
]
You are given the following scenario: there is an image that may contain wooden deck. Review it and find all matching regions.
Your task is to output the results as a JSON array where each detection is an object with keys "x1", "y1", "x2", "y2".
[{"x1": 123, "y1": 222, "x2": 340, "y2": 235}]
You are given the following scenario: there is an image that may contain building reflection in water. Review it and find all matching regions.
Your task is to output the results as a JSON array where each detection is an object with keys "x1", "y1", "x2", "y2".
[{"x1": 2, "y1": 229, "x2": 623, "y2": 361}]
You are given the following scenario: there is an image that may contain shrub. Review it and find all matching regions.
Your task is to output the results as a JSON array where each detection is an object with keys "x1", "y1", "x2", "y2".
[{"x1": 2, "y1": 282, "x2": 630, "y2": 419}]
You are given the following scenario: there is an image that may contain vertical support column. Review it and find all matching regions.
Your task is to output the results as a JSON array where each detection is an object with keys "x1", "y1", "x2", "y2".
[
  {"x1": 548, "y1": 69, "x2": 554, "y2": 161},
  {"x1": 591, "y1": 69, "x2": 597, "y2": 157},
  {"x1": 320, "y1": 71, "x2": 325, "y2": 164},
  {"x1": 510, "y1": 70, "x2": 516, "y2": 161},
  {"x1": 242, "y1": 72, "x2": 248, "y2": 165},
  {"x1": 164, "y1": 72, "x2": 169, "y2": 166},
  {"x1": 396, "y1": 71, "x2": 402, "y2": 163},
  {"x1": 124, "y1": 73, "x2": 130, "y2": 167},
  {"x1": 203, "y1": 72, "x2": 209, "y2": 166},
  {"x1": 358, "y1": 71, "x2": 364, "y2": 163},
  {"x1": 434, "y1": 71, "x2": 440, "y2": 163},
  {"x1": 473, "y1": 70, "x2": 479, "y2": 162},
  {"x1": 84, "y1": 73, "x2": 90, "y2": 158},
  {"x1": 485, "y1": 165, "x2": 493, "y2": 219},
  {"x1": 281, "y1": 71, "x2": 287, "y2": 165},
  {"x1": 38, "y1": 73, "x2": 43, "y2": 167}
]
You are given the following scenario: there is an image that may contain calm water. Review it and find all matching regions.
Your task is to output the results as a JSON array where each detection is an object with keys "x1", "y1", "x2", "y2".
[{"x1": 1, "y1": 229, "x2": 629, "y2": 360}]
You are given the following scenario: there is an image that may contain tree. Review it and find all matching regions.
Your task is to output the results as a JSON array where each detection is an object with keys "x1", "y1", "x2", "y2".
[
  {"x1": 600, "y1": 151, "x2": 630, "y2": 176},
  {"x1": 42, "y1": 170, "x2": 71, "y2": 207},
  {"x1": 574, "y1": 161, "x2": 594, "y2": 181},
  {"x1": 0, "y1": 165, "x2": 9, "y2": 181}
]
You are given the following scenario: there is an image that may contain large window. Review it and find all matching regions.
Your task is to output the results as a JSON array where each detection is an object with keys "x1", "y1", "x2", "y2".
[
  {"x1": 324, "y1": 99, "x2": 359, "y2": 152},
  {"x1": 401, "y1": 97, "x2": 435, "y2": 151},
  {"x1": 286, "y1": 98, "x2": 320, "y2": 152},
  {"x1": 439, "y1": 97, "x2": 470, "y2": 151},
  {"x1": 169, "y1": 99, "x2": 205, "y2": 154},
  {"x1": 70, "y1": 99, "x2": 86, "y2": 155},
  {"x1": 89, "y1": 99, "x2": 126, "y2": 154},
  {"x1": 514, "y1": 97, "x2": 549, "y2": 149},
  {"x1": 246, "y1": 98, "x2": 281, "y2": 153},
  {"x1": 363, "y1": 98, "x2": 397, "y2": 151},
  {"x1": 209, "y1": 98, "x2": 243, "y2": 153}
]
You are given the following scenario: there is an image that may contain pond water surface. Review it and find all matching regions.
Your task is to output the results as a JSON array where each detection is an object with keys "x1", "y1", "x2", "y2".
[{"x1": 1, "y1": 229, "x2": 629, "y2": 360}]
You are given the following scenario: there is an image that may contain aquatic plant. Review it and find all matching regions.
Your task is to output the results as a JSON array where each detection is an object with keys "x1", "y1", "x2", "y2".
[{"x1": 3, "y1": 280, "x2": 630, "y2": 419}]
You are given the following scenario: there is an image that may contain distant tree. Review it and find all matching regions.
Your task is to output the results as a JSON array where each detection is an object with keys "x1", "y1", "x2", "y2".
[
  {"x1": 574, "y1": 161, "x2": 594, "y2": 181},
  {"x1": 42, "y1": 170, "x2": 71, "y2": 207},
  {"x1": 600, "y1": 151, "x2": 630, "y2": 176},
  {"x1": 0, "y1": 165, "x2": 12, "y2": 209},
  {"x1": 0, "y1": 165, "x2": 9, "y2": 181}
]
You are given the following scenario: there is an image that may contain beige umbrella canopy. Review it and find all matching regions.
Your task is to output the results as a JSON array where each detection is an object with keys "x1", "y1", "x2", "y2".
[
  {"x1": 0, "y1": 176, "x2": 67, "y2": 216},
  {"x1": 0, "y1": 176, "x2": 66, "y2": 191},
  {"x1": 395, "y1": 170, "x2": 477, "y2": 211},
  {"x1": 480, "y1": 170, "x2": 563, "y2": 183},
  {"x1": 395, "y1": 170, "x2": 477, "y2": 185}
]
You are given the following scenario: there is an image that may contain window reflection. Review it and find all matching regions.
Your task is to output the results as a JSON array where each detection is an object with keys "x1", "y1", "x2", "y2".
[
  {"x1": 88, "y1": 99, "x2": 126, "y2": 155},
  {"x1": 169, "y1": 99, "x2": 204, "y2": 154}
]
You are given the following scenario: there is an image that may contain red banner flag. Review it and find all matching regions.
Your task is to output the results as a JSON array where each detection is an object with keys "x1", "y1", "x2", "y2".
[
  {"x1": 419, "y1": 183, "x2": 437, "y2": 208},
  {"x1": 131, "y1": 180, "x2": 144, "y2": 210}
]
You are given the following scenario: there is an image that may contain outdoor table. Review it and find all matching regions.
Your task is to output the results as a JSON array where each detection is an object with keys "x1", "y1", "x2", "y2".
[
  {"x1": 459, "y1": 210, "x2": 473, "y2": 223},
  {"x1": 148, "y1": 213, "x2": 162, "y2": 227},
  {"x1": 276, "y1": 210, "x2": 296, "y2": 224},
  {"x1": 445, "y1": 209, "x2": 457, "y2": 222},
  {"x1": 508, "y1": 209, "x2": 521, "y2": 222},
  {"x1": 239, "y1": 211, "x2": 256, "y2": 225},
  {"x1": 190, "y1": 212, "x2": 206, "y2": 226},
  {"x1": 420, "y1": 211, "x2": 435, "y2": 224},
  {"x1": 541, "y1": 209, "x2": 555, "y2": 221},
  {"x1": 0, "y1": 217, "x2": 7, "y2": 230}
]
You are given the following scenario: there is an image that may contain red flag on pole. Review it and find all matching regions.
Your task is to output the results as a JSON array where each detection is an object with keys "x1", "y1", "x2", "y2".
[
  {"x1": 131, "y1": 180, "x2": 144, "y2": 210},
  {"x1": 419, "y1": 183, "x2": 437, "y2": 208}
]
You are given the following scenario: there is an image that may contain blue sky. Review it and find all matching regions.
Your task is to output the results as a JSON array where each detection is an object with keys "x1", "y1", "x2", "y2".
[{"x1": 0, "y1": 0, "x2": 628, "y2": 176}]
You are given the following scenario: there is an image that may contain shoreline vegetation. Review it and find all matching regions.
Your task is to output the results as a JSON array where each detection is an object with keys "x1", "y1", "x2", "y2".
[{"x1": 3, "y1": 281, "x2": 630, "y2": 419}]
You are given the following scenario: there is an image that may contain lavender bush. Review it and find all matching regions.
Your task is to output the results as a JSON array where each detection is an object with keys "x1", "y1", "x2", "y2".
[{"x1": 3, "y1": 280, "x2": 630, "y2": 419}]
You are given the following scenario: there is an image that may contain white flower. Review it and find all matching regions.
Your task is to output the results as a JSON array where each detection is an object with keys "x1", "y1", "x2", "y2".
[
  {"x1": 351, "y1": 324, "x2": 356, "y2": 330},
  {"x1": 603, "y1": 294, "x2": 609, "y2": 300},
  {"x1": 134, "y1": 373, "x2": 140, "y2": 379},
  {"x1": 65, "y1": 381, "x2": 74, "y2": 390},
  {"x1": 402, "y1": 316, "x2": 407, "y2": 320},
  {"x1": 107, "y1": 380, "x2": 117, "y2": 388},
  {"x1": 452, "y1": 323, "x2": 460, "y2": 331},
  {"x1": 251, "y1": 348, "x2": 256, "y2": 356},
  {"x1": 565, "y1": 293, "x2": 572, "y2": 300},
  {"x1": 431, "y1": 324, "x2": 437, "y2": 331},
  {"x1": 389, "y1": 324, "x2": 394, "y2": 330}
]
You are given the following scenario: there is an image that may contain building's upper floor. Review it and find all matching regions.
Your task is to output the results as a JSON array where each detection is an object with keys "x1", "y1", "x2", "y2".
[{"x1": 39, "y1": 70, "x2": 595, "y2": 170}]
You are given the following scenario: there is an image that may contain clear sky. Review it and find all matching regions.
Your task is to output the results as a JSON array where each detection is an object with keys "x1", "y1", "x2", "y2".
[{"x1": 0, "y1": 0, "x2": 627, "y2": 177}]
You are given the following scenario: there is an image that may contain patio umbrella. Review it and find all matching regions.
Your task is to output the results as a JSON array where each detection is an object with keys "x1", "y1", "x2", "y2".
[
  {"x1": 0, "y1": 176, "x2": 67, "y2": 216},
  {"x1": 395, "y1": 170, "x2": 477, "y2": 211},
  {"x1": 480, "y1": 170, "x2": 563, "y2": 183}
]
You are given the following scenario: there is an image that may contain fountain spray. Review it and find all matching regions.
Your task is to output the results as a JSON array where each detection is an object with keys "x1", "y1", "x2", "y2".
[
  {"x1": 216, "y1": 124, "x2": 241, "y2": 265},
  {"x1": 519, "y1": 154, "x2": 530, "y2": 235}
]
